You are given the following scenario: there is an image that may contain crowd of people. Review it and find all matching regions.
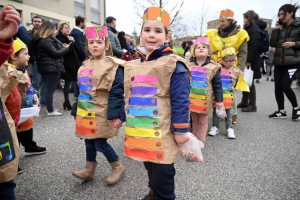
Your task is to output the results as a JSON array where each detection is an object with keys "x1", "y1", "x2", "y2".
[{"x1": 0, "y1": 2, "x2": 299, "y2": 200}]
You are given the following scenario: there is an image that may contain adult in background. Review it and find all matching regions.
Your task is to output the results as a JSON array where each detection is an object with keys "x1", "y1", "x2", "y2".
[
  {"x1": 205, "y1": 9, "x2": 249, "y2": 123},
  {"x1": 239, "y1": 10, "x2": 266, "y2": 112},
  {"x1": 167, "y1": 29, "x2": 174, "y2": 48},
  {"x1": 56, "y1": 21, "x2": 79, "y2": 110},
  {"x1": 33, "y1": 21, "x2": 69, "y2": 116},
  {"x1": 269, "y1": 4, "x2": 300, "y2": 120},
  {"x1": 118, "y1": 31, "x2": 128, "y2": 50},
  {"x1": 70, "y1": 16, "x2": 87, "y2": 99},
  {"x1": 106, "y1": 16, "x2": 124, "y2": 58},
  {"x1": 28, "y1": 16, "x2": 46, "y2": 104}
]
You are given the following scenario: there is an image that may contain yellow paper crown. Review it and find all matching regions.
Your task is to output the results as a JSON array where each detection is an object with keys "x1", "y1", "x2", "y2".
[
  {"x1": 143, "y1": 7, "x2": 170, "y2": 28},
  {"x1": 13, "y1": 38, "x2": 27, "y2": 54},
  {"x1": 220, "y1": 10, "x2": 234, "y2": 19},
  {"x1": 221, "y1": 47, "x2": 236, "y2": 58}
]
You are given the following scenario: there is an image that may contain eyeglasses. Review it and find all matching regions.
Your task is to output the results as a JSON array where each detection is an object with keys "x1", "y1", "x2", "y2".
[{"x1": 223, "y1": 59, "x2": 236, "y2": 64}]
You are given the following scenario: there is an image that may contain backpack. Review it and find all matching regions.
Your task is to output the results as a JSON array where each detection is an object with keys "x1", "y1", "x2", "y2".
[
  {"x1": 265, "y1": 51, "x2": 274, "y2": 66},
  {"x1": 258, "y1": 29, "x2": 270, "y2": 53}
]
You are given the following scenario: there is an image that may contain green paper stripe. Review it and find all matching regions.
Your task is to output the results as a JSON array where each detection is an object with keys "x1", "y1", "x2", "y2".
[
  {"x1": 78, "y1": 101, "x2": 95, "y2": 110},
  {"x1": 191, "y1": 88, "x2": 208, "y2": 95},
  {"x1": 223, "y1": 89, "x2": 232, "y2": 94},
  {"x1": 126, "y1": 117, "x2": 160, "y2": 128}
]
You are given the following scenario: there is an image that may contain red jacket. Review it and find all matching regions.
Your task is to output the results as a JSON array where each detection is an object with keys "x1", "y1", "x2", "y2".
[
  {"x1": 5, "y1": 86, "x2": 22, "y2": 126},
  {"x1": 0, "y1": 38, "x2": 13, "y2": 65}
]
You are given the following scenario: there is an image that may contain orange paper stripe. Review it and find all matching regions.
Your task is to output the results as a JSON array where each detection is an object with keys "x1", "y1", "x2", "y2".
[
  {"x1": 76, "y1": 118, "x2": 97, "y2": 127},
  {"x1": 124, "y1": 146, "x2": 164, "y2": 161},
  {"x1": 190, "y1": 99, "x2": 208, "y2": 107},
  {"x1": 189, "y1": 104, "x2": 208, "y2": 113},
  {"x1": 173, "y1": 123, "x2": 189, "y2": 128},
  {"x1": 213, "y1": 102, "x2": 233, "y2": 108},
  {"x1": 125, "y1": 136, "x2": 163, "y2": 149},
  {"x1": 17, "y1": 117, "x2": 34, "y2": 131},
  {"x1": 76, "y1": 126, "x2": 97, "y2": 135}
]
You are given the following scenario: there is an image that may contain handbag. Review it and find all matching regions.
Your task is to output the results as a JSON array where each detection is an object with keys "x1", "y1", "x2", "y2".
[{"x1": 244, "y1": 66, "x2": 254, "y2": 87}]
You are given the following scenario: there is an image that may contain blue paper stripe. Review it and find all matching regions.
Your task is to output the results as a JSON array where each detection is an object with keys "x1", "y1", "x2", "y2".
[
  {"x1": 79, "y1": 84, "x2": 93, "y2": 92},
  {"x1": 220, "y1": 75, "x2": 232, "y2": 79},
  {"x1": 192, "y1": 76, "x2": 208, "y2": 82},
  {"x1": 222, "y1": 84, "x2": 232, "y2": 89},
  {"x1": 191, "y1": 81, "x2": 208, "y2": 88},
  {"x1": 128, "y1": 97, "x2": 157, "y2": 106},
  {"x1": 79, "y1": 93, "x2": 94, "y2": 102},
  {"x1": 222, "y1": 79, "x2": 232, "y2": 84},
  {"x1": 191, "y1": 71, "x2": 208, "y2": 77},
  {"x1": 127, "y1": 108, "x2": 159, "y2": 117}
]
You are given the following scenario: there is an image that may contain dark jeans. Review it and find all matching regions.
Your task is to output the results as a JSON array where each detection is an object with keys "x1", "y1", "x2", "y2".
[
  {"x1": 274, "y1": 65, "x2": 299, "y2": 110},
  {"x1": 241, "y1": 80, "x2": 256, "y2": 106},
  {"x1": 64, "y1": 81, "x2": 72, "y2": 102},
  {"x1": 213, "y1": 108, "x2": 232, "y2": 129},
  {"x1": 0, "y1": 180, "x2": 16, "y2": 200},
  {"x1": 17, "y1": 128, "x2": 37, "y2": 149},
  {"x1": 144, "y1": 162, "x2": 176, "y2": 200},
  {"x1": 31, "y1": 63, "x2": 46, "y2": 104},
  {"x1": 73, "y1": 81, "x2": 79, "y2": 98},
  {"x1": 85, "y1": 138, "x2": 119, "y2": 163},
  {"x1": 42, "y1": 73, "x2": 60, "y2": 112}
]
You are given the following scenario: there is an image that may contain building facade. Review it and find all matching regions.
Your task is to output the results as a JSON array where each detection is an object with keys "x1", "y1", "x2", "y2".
[{"x1": 0, "y1": 0, "x2": 106, "y2": 30}]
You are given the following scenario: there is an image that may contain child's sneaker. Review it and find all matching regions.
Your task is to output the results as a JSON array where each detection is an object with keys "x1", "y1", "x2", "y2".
[
  {"x1": 17, "y1": 167, "x2": 23, "y2": 175},
  {"x1": 269, "y1": 111, "x2": 287, "y2": 119},
  {"x1": 24, "y1": 146, "x2": 47, "y2": 156},
  {"x1": 208, "y1": 126, "x2": 219, "y2": 136},
  {"x1": 226, "y1": 128, "x2": 235, "y2": 139},
  {"x1": 292, "y1": 107, "x2": 300, "y2": 120}
]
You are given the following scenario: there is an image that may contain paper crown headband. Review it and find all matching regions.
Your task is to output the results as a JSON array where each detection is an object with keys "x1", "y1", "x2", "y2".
[
  {"x1": 143, "y1": 7, "x2": 170, "y2": 28},
  {"x1": 85, "y1": 26, "x2": 108, "y2": 40},
  {"x1": 193, "y1": 37, "x2": 210, "y2": 47},
  {"x1": 220, "y1": 10, "x2": 234, "y2": 19},
  {"x1": 221, "y1": 47, "x2": 236, "y2": 57},
  {"x1": 13, "y1": 38, "x2": 27, "y2": 54}
]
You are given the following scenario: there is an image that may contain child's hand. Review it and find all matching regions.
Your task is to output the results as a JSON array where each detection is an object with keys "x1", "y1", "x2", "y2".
[
  {"x1": 174, "y1": 133, "x2": 190, "y2": 147},
  {"x1": 110, "y1": 119, "x2": 123, "y2": 128},
  {"x1": 33, "y1": 94, "x2": 39, "y2": 106},
  {"x1": 0, "y1": 6, "x2": 21, "y2": 42},
  {"x1": 216, "y1": 102, "x2": 224, "y2": 109},
  {"x1": 239, "y1": 71, "x2": 244, "y2": 77}
]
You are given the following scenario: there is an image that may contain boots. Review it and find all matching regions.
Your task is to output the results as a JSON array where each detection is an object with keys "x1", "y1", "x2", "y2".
[
  {"x1": 142, "y1": 189, "x2": 157, "y2": 200},
  {"x1": 106, "y1": 160, "x2": 125, "y2": 185},
  {"x1": 72, "y1": 161, "x2": 97, "y2": 181},
  {"x1": 63, "y1": 100, "x2": 72, "y2": 110}
]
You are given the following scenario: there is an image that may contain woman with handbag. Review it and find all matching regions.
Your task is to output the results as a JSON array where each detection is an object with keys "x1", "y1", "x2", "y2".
[
  {"x1": 56, "y1": 21, "x2": 79, "y2": 110},
  {"x1": 33, "y1": 21, "x2": 69, "y2": 116},
  {"x1": 269, "y1": 4, "x2": 300, "y2": 120}
]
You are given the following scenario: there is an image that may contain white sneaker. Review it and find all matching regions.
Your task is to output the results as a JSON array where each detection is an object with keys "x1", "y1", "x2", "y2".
[
  {"x1": 208, "y1": 126, "x2": 219, "y2": 136},
  {"x1": 199, "y1": 140, "x2": 205, "y2": 149},
  {"x1": 47, "y1": 111, "x2": 62, "y2": 116},
  {"x1": 46, "y1": 108, "x2": 59, "y2": 114},
  {"x1": 227, "y1": 128, "x2": 236, "y2": 139}
]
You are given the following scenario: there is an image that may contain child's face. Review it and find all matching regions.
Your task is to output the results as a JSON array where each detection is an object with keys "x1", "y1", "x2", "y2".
[
  {"x1": 140, "y1": 20, "x2": 168, "y2": 53},
  {"x1": 14, "y1": 48, "x2": 30, "y2": 67},
  {"x1": 194, "y1": 43, "x2": 210, "y2": 59},
  {"x1": 222, "y1": 55, "x2": 236, "y2": 69},
  {"x1": 87, "y1": 39, "x2": 108, "y2": 59}
]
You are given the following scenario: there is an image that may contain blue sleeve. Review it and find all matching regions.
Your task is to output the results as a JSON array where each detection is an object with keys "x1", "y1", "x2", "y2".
[
  {"x1": 170, "y1": 61, "x2": 190, "y2": 133},
  {"x1": 107, "y1": 66, "x2": 125, "y2": 120},
  {"x1": 14, "y1": 26, "x2": 32, "y2": 51},
  {"x1": 212, "y1": 70, "x2": 223, "y2": 102},
  {"x1": 70, "y1": 31, "x2": 86, "y2": 60}
]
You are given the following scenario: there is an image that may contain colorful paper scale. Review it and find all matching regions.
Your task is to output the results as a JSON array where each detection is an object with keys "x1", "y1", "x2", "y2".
[
  {"x1": 125, "y1": 75, "x2": 164, "y2": 161},
  {"x1": 189, "y1": 66, "x2": 209, "y2": 113},
  {"x1": 213, "y1": 70, "x2": 234, "y2": 108}
]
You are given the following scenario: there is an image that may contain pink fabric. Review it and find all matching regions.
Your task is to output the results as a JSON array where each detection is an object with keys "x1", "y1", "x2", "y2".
[{"x1": 191, "y1": 112, "x2": 208, "y2": 142}]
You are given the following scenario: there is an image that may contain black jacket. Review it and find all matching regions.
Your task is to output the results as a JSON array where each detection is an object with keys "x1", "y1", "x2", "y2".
[
  {"x1": 245, "y1": 19, "x2": 266, "y2": 79},
  {"x1": 56, "y1": 32, "x2": 80, "y2": 81},
  {"x1": 270, "y1": 18, "x2": 300, "y2": 67},
  {"x1": 33, "y1": 35, "x2": 69, "y2": 74}
]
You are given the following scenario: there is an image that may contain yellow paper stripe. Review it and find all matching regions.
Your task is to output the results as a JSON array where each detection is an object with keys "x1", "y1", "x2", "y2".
[
  {"x1": 77, "y1": 107, "x2": 96, "y2": 118},
  {"x1": 189, "y1": 93, "x2": 208, "y2": 100},
  {"x1": 125, "y1": 127, "x2": 162, "y2": 138},
  {"x1": 223, "y1": 93, "x2": 233, "y2": 98}
]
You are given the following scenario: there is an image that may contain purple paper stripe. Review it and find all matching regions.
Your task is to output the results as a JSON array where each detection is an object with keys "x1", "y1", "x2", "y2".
[
  {"x1": 131, "y1": 86, "x2": 157, "y2": 95},
  {"x1": 78, "y1": 76, "x2": 93, "y2": 85}
]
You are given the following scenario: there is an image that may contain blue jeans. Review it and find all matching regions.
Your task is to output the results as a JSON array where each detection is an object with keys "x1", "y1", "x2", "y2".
[
  {"x1": 31, "y1": 63, "x2": 46, "y2": 104},
  {"x1": 73, "y1": 81, "x2": 79, "y2": 98},
  {"x1": 144, "y1": 162, "x2": 176, "y2": 200},
  {"x1": 42, "y1": 73, "x2": 60, "y2": 112},
  {"x1": 85, "y1": 138, "x2": 119, "y2": 163},
  {"x1": 0, "y1": 180, "x2": 16, "y2": 200},
  {"x1": 64, "y1": 81, "x2": 72, "y2": 101}
]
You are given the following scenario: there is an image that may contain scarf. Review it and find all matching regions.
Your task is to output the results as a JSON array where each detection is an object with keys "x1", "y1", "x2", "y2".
[{"x1": 218, "y1": 21, "x2": 240, "y2": 38}]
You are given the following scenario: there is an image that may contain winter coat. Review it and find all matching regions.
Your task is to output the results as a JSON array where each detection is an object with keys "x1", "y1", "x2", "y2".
[
  {"x1": 270, "y1": 18, "x2": 300, "y2": 67},
  {"x1": 56, "y1": 32, "x2": 80, "y2": 81},
  {"x1": 107, "y1": 25, "x2": 123, "y2": 58},
  {"x1": 0, "y1": 38, "x2": 13, "y2": 65},
  {"x1": 33, "y1": 35, "x2": 69, "y2": 74},
  {"x1": 70, "y1": 27, "x2": 87, "y2": 65},
  {"x1": 244, "y1": 19, "x2": 267, "y2": 79}
]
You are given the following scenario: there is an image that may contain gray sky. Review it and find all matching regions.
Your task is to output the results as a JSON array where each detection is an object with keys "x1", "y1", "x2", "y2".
[{"x1": 106, "y1": 0, "x2": 299, "y2": 36}]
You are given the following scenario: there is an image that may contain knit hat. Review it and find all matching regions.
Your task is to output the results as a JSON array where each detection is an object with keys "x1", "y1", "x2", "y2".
[
  {"x1": 85, "y1": 26, "x2": 108, "y2": 40},
  {"x1": 143, "y1": 7, "x2": 170, "y2": 28},
  {"x1": 13, "y1": 38, "x2": 27, "y2": 54}
]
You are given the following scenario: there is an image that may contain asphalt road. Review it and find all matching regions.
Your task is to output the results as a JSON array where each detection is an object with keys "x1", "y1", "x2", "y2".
[{"x1": 15, "y1": 78, "x2": 300, "y2": 200}]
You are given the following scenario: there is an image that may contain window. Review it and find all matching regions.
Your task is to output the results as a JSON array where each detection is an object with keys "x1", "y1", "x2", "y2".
[
  {"x1": 75, "y1": 0, "x2": 85, "y2": 17},
  {"x1": 91, "y1": 0, "x2": 100, "y2": 24}
]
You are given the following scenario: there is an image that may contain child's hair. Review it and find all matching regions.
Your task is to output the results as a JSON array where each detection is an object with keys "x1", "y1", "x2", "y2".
[
  {"x1": 189, "y1": 42, "x2": 211, "y2": 62},
  {"x1": 85, "y1": 37, "x2": 113, "y2": 57},
  {"x1": 140, "y1": 24, "x2": 168, "y2": 36},
  {"x1": 7, "y1": 48, "x2": 25, "y2": 64},
  {"x1": 35, "y1": 21, "x2": 55, "y2": 38},
  {"x1": 278, "y1": 3, "x2": 299, "y2": 20}
]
